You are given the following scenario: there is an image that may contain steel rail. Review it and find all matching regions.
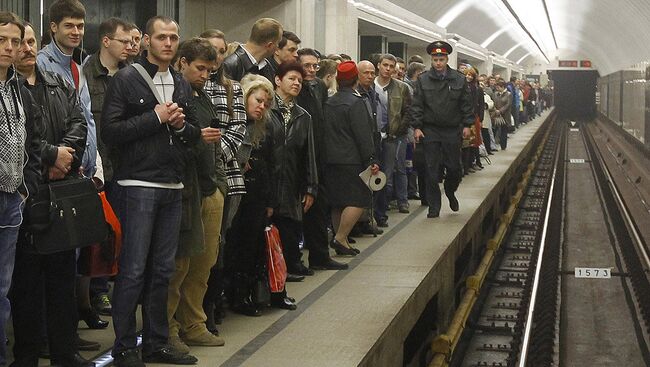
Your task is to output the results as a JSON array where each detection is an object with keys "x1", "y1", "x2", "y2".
[{"x1": 516, "y1": 121, "x2": 563, "y2": 367}]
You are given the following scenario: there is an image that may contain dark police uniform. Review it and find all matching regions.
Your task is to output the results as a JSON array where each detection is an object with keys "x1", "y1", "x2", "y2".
[{"x1": 411, "y1": 41, "x2": 474, "y2": 217}]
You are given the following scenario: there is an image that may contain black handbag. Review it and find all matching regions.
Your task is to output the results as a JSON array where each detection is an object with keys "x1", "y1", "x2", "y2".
[{"x1": 23, "y1": 177, "x2": 108, "y2": 254}]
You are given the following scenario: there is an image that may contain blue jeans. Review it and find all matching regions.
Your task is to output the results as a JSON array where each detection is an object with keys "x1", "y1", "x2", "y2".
[
  {"x1": 0, "y1": 191, "x2": 23, "y2": 365},
  {"x1": 375, "y1": 136, "x2": 408, "y2": 220},
  {"x1": 111, "y1": 186, "x2": 182, "y2": 356}
]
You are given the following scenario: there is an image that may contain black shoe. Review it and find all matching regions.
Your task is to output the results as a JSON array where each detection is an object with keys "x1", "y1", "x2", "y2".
[
  {"x1": 113, "y1": 350, "x2": 144, "y2": 367},
  {"x1": 408, "y1": 194, "x2": 420, "y2": 200},
  {"x1": 143, "y1": 348, "x2": 198, "y2": 365},
  {"x1": 270, "y1": 296, "x2": 297, "y2": 310},
  {"x1": 51, "y1": 352, "x2": 95, "y2": 367},
  {"x1": 287, "y1": 262, "x2": 314, "y2": 276},
  {"x1": 427, "y1": 211, "x2": 440, "y2": 218},
  {"x1": 447, "y1": 193, "x2": 459, "y2": 212},
  {"x1": 349, "y1": 225, "x2": 363, "y2": 238},
  {"x1": 80, "y1": 308, "x2": 109, "y2": 329},
  {"x1": 231, "y1": 299, "x2": 262, "y2": 317},
  {"x1": 330, "y1": 239, "x2": 357, "y2": 256},
  {"x1": 286, "y1": 273, "x2": 305, "y2": 282},
  {"x1": 76, "y1": 336, "x2": 100, "y2": 351},
  {"x1": 398, "y1": 205, "x2": 410, "y2": 214},
  {"x1": 310, "y1": 258, "x2": 349, "y2": 270},
  {"x1": 376, "y1": 219, "x2": 388, "y2": 228}
]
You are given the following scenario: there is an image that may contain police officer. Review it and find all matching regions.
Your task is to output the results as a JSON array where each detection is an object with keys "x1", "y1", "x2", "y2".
[{"x1": 411, "y1": 41, "x2": 474, "y2": 218}]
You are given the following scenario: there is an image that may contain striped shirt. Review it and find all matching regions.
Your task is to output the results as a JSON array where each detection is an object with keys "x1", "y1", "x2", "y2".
[{"x1": 204, "y1": 79, "x2": 247, "y2": 196}]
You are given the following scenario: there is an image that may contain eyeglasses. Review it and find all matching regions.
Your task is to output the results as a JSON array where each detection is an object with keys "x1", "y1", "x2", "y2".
[
  {"x1": 109, "y1": 37, "x2": 135, "y2": 47},
  {"x1": 303, "y1": 63, "x2": 320, "y2": 71}
]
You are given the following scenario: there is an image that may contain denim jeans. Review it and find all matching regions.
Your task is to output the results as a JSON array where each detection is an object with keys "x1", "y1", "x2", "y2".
[
  {"x1": 0, "y1": 191, "x2": 23, "y2": 365},
  {"x1": 111, "y1": 186, "x2": 182, "y2": 356},
  {"x1": 375, "y1": 136, "x2": 408, "y2": 220}
]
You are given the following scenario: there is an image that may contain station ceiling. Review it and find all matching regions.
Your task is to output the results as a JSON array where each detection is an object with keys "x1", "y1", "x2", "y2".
[{"x1": 388, "y1": 0, "x2": 650, "y2": 75}]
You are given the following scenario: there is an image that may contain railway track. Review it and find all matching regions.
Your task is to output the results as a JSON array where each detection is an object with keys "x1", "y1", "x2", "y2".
[{"x1": 450, "y1": 119, "x2": 650, "y2": 367}]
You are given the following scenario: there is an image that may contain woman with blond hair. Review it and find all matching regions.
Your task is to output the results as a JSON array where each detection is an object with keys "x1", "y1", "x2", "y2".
[{"x1": 225, "y1": 74, "x2": 297, "y2": 315}]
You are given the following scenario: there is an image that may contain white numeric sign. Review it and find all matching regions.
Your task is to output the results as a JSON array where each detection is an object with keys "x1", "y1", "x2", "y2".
[{"x1": 574, "y1": 267, "x2": 611, "y2": 279}]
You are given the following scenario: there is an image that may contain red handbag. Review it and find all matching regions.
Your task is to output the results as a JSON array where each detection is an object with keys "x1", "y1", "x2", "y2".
[
  {"x1": 265, "y1": 224, "x2": 287, "y2": 293},
  {"x1": 78, "y1": 191, "x2": 122, "y2": 277}
]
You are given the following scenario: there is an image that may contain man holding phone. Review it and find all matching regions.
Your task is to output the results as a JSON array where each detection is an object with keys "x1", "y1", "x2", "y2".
[{"x1": 101, "y1": 16, "x2": 201, "y2": 367}]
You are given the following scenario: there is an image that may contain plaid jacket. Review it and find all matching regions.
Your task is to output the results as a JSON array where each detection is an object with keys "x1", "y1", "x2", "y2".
[{"x1": 204, "y1": 79, "x2": 247, "y2": 196}]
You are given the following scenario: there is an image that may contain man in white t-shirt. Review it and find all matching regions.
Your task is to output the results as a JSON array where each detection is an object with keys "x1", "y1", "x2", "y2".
[{"x1": 101, "y1": 15, "x2": 201, "y2": 367}]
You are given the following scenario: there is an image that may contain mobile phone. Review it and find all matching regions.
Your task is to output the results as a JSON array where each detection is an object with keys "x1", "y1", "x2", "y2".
[{"x1": 210, "y1": 118, "x2": 228, "y2": 129}]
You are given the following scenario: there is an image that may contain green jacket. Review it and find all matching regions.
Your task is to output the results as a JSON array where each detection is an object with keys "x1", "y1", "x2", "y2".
[{"x1": 384, "y1": 78, "x2": 412, "y2": 137}]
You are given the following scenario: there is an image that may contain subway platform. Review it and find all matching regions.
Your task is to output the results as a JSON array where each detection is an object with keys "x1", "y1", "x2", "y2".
[{"x1": 11, "y1": 110, "x2": 553, "y2": 367}]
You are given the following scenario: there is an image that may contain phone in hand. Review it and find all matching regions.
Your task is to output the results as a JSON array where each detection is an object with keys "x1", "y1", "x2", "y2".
[{"x1": 210, "y1": 118, "x2": 228, "y2": 129}]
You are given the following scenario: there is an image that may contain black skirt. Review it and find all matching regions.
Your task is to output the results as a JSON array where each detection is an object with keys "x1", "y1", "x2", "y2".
[{"x1": 325, "y1": 164, "x2": 372, "y2": 209}]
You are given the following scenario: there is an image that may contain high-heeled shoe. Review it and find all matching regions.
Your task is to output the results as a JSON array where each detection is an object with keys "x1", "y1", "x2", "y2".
[
  {"x1": 330, "y1": 239, "x2": 357, "y2": 256},
  {"x1": 79, "y1": 308, "x2": 109, "y2": 329}
]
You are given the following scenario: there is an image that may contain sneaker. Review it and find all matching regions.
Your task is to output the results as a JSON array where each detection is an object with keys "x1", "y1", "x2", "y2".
[
  {"x1": 183, "y1": 332, "x2": 225, "y2": 347},
  {"x1": 168, "y1": 335, "x2": 191, "y2": 354},
  {"x1": 113, "y1": 349, "x2": 144, "y2": 367},
  {"x1": 142, "y1": 347, "x2": 197, "y2": 365},
  {"x1": 398, "y1": 205, "x2": 410, "y2": 214},
  {"x1": 92, "y1": 293, "x2": 112, "y2": 316}
]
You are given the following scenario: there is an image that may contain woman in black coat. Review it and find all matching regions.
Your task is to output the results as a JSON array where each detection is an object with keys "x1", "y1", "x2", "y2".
[
  {"x1": 323, "y1": 61, "x2": 379, "y2": 256},
  {"x1": 226, "y1": 74, "x2": 297, "y2": 315}
]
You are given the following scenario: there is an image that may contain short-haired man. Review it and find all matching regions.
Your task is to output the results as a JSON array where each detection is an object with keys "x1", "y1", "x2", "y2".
[
  {"x1": 408, "y1": 54, "x2": 424, "y2": 65},
  {"x1": 83, "y1": 16, "x2": 133, "y2": 316},
  {"x1": 0, "y1": 12, "x2": 42, "y2": 366},
  {"x1": 84, "y1": 17, "x2": 132, "y2": 185},
  {"x1": 296, "y1": 48, "x2": 348, "y2": 272},
  {"x1": 373, "y1": 54, "x2": 412, "y2": 226},
  {"x1": 127, "y1": 24, "x2": 142, "y2": 63},
  {"x1": 222, "y1": 17, "x2": 282, "y2": 82},
  {"x1": 411, "y1": 41, "x2": 473, "y2": 218},
  {"x1": 405, "y1": 62, "x2": 425, "y2": 88},
  {"x1": 102, "y1": 15, "x2": 200, "y2": 367},
  {"x1": 266, "y1": 30, "x2": 300, "y2": 78},
  {"x1": 12, "y1": 21, "x2": 94, "y2": 367},
  {"x1": 36, "y1": 0, "x2": 97, "y2": 177},
  {"x1": 396, "y1": 57, "x2": 406, "y2": 81}
]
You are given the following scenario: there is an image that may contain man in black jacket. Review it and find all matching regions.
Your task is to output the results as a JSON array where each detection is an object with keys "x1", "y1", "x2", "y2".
[
  {"x1": 266, "y1": 30, "x2": 300, "y2": 78},
  {"x1": 12, "y1": 21, "x2": 94, "y2": 367},
  {"x1": 101, "y1": 16, "x2": 200, "y2": 367},
  {"x1": 296, "y1": 48, "x2": 347, "y2": 271},
  {"x1": 0, "y1": 13, "x2": 42, "y2": 367},
  {"x1": 411, "y1": 41, "x2": 473, "y2": 218},
  {"x1": 222, "y1": 17, "x2": 282, "y2": 82}
]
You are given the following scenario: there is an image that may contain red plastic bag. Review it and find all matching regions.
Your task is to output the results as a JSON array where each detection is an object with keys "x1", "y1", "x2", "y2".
[
  {"x1": 265, "y1": 224, "x2": 287, "y2": 293},
  {"x1": 78, "y1": 191, "x2": 122, "y2": 277}
]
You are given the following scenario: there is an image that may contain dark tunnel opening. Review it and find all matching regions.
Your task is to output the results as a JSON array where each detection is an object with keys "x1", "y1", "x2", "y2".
[{"x1": 548, "y1": 70, "x2": 599, "y2": 121}]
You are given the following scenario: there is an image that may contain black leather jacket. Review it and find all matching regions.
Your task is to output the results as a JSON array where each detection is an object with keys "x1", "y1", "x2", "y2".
[
  {"x1": 222, "y1": 45, "x2": 273, "y2": 82},
  {"x1": 296, "y1": 78, "x2": 328, "y2": 171},
  {"x1": 324, "y1": 87, "x2": 376, "y2": 167},
  {"x1": 101, "y1": 53, "x2": 200, "y2": 184},
  {"x1": 23, "y1": 67, "x2": 86, "y2": 180},
  {"x1": 411, "y1": 65, "x2": 474, "y2": 130},
  {"x1": 269, "y1": 98, "x2": 318, "y2": 221}
]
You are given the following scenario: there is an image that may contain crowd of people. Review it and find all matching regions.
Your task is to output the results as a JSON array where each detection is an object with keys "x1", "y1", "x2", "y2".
[{"x1": 0, "y1": 1, "x2": 551, "y2": 367}]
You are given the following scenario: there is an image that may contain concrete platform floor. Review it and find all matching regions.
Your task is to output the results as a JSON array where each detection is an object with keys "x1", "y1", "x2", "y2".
[{"x1": 8, "y1": 111, "x2": 551, "y2": 367}]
